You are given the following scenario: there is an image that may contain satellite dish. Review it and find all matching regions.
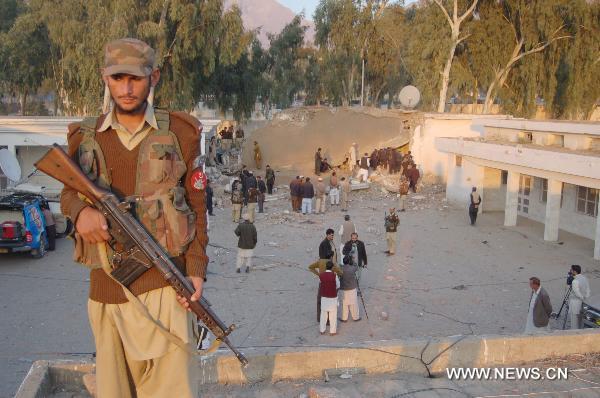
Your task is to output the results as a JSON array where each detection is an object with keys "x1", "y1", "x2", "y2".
[
  {"x1": 0, "y1": 149, "x2": 21, "y2": 182},
  {"x1": 399, "y1": 85, "x2": 421, "y2": 108}
]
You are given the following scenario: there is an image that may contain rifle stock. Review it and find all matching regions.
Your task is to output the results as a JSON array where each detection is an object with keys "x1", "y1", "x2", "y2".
[{"x1": 35, "y1": 144, "x2": 248, "y2": 366}]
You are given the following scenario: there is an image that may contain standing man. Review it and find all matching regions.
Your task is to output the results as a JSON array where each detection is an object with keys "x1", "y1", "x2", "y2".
[
  {"x1": 40, "y1": 202, "x2": 56, "y2": 251},
  {"x1": 234, "y1": 127, "x2": 244, "y2": 149},
  {"x1": 315, "y1": 148, "x2": 323, "y2": 175},
  {"x1": 329, "y1": 172, "x2": 340, "y2": 206},
  {"x1": 315, "y1": 177, "x2": 327, "y2": 214},
  {"x1": 290, "y1": 176, "x2": 299, "y2": 211},
  {"x1": 319, "y1": 228, "x2": 338, "y2": 265},
  {"x1": 340, "y1": 177, "x2": 350, "y2": 212},
  {"x1": 234, "y1": 213, "x2": 257, "y2": 273},
  {"x1": 569, "y1": 265, "x2": 591, "y2": 329},
  {"x1": 338, "y1": 214, "x2": 356, "y2": 261},
  {"x1": 358, "y1": 153, "x2": 370, "y2": 182},
  {"x1": 319, "y1": 261, "x2": 340, "y2": 336},
  {"x1": 524, "y1": 277, "x2": 552, "y2": 334},
  {"x1": 349, "y1": 142, "x2": 358, "y2": 171},
  {"x1": 60, "y1": 38, "x2": 207, "y2": 398},
  {"x1": 246, "y1": 185, "x2": 258, "y2": 223},
  {"x1": 206, "y1": 179, "x2": 214, "y2": 216},
  {"x1": 253, "y1": 141, "x2": 262, "y2": 169},
  {"x1": 301, "y1": 177, "x2": 314, "y2": 215},
  {"x1": 342, "y1": 232, "x2": 367, "y2": 279},
  {"x1": 408, "y1": 163, "x2": 420, "y2": 193},
  {"x1": 231, "y1": 178, "x2": 244, "y2": 222},
  {"x1": 399, "y1": 175, "x2": 409, "y2": 212},
  {"x1": 339, "y1": 255, "x2": 360, "y2": 322},
  {"x1": 384, "y1": 208, "x2": 399, "y2": 256},
  {"x1": 469, "y1": 187, "x2": 481, "y2": 226},
  {"x1": 256, "y1": 176, "x2": 266, "y2": 214},
  {"x1": 265, "y1": 165, "x2": 275, "y2": 195},
  {"x1": 309, "y1": 254, "x2": 342, "y2": 322}
]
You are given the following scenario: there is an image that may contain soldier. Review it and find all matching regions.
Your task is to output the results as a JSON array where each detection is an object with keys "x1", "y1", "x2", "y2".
[
  {"x1": 60, "y1": 38, "x2": 207, "y2": 398},
  {"x1": 399, "y1": 175, "x2": 409, "y2": 212},
  {"x1": 246, "y1": 177, "x2": 258, "y2": 222},
  {"x1": 384, "y1": 208, "x2": 400, "y2": 256},
  {"x1": 265, "y1": 165, "x2": 275, "y2": 195},
  {"x1": 231, "y1": 178, "x2": 244, "y2": 222},
  {"x1": 253, "y1": 141, "x2": 262, "y2": 169},
  {"x1": 290, "y1": 176, "x2": 300, "y2": 211}
]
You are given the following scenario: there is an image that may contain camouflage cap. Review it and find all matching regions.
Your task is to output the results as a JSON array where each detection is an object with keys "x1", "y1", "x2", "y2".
[{"x1": 103, "y1": 38, "x2": 155, "y2": 77}]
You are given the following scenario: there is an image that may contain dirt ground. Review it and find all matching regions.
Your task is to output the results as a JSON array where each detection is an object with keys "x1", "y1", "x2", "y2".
[{"x1": 2, "y1": 173, "x2": 600, "y2": 398}]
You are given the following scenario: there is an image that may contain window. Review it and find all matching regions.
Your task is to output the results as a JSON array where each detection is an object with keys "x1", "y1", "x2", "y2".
[
  {"x1": 501, "y1": 170, "x2": 508, "y2": 185},
  {"x1": 576, "y1": 186, "x2": 599, "y2": 217},
  {"x1": 540, "y1": 178, "x2": 548, "y2": 203},
  {"x1": 455, "y1": 155, "x2": 462, "y2": 167}
]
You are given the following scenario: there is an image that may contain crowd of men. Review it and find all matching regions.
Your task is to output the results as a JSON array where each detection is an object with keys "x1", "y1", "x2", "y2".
[
  {"x1": 230, "y1": 165, "x2": 275, "y2": 223},
  {"x1": 289, "y1": 173, "x2": 351, "y2": 214},
  {"x1": 208, "y1": 124, "x2": 245, "y2": 166}
]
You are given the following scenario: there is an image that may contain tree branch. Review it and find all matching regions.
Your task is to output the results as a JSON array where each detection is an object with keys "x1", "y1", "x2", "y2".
[
  {"x1": 458, "y1": 0, "x2": 478, "y2": 24},
  {"x1": 433, "y1": 0, "x2": 453, "y2": 28}
]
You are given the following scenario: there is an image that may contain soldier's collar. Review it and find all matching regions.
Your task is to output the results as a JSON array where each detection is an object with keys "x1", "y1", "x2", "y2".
[{"x1": 97, "y1": 103, "x2": 159, "y2": 133}]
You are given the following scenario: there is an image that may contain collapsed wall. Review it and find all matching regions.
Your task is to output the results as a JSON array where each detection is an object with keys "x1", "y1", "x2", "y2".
[{"x1": 241, "y1": 107, "x2": 421, "y2": 173}]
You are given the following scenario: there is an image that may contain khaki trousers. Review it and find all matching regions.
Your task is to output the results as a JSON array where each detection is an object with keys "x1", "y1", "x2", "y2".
[
  {"x1": 315, "y1": 195, "x2": 326, "y2": 213},
  {"x1": 341, "y1": 288, "x2": 360, "y2": 321},
  {"x1": 399, "y1": 194, "x2": 407, "y2": 211},
  {"x1": 88, "y1": 288, "x2": 197, "y2": 398},
  {"x1": 341, "y1": 192, "x2": 349, "y2": 211},
  {"x1": 247, "y1": 202, "x2": 257, "y2": 222},
  {"x1": 232, "y1": 203, "x2": 242, "y2": 222},
  {"x1": 386, "y1": 231, "x2": 397, "y2": 254}
]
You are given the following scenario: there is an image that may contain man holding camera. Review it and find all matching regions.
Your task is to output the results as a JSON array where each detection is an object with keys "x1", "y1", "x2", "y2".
[{"x1": 569, "y1": 265, "x2": 591, "y2": 329}]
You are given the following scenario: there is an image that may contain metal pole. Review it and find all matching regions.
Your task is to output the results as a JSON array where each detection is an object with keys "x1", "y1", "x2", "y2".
[{"x1": 361, "y1": 58, "x2": 365, "y2": 107}]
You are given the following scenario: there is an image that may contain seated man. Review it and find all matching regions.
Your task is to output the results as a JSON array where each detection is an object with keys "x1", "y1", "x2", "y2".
[{"x1": 320, "y1": 158, "x2": 333, "y2": 173}]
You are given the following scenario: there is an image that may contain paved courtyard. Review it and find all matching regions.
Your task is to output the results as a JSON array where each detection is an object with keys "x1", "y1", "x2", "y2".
[{"x1": 2, "y1": 183, "x2": 599, "y2": 397}]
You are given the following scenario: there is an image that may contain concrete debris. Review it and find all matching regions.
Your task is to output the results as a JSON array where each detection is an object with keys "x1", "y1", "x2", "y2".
[
  {"x1": 267, "y1": 242, "x2": 280, "y2": 248},
  {"x1": 380, "y1": 311, "x2": 389, "y2": 321},
  {"x1": 308, "y1": 386, "x2": 348, "y2": 397}
]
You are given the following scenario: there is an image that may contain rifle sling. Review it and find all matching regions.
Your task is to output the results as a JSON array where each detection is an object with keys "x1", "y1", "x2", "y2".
[{"x1": 96, "y1": 243, "x2": 222, "y2": 356}]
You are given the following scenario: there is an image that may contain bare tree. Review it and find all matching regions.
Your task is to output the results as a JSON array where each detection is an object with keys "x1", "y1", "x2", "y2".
[
  {"x1": 482, "y1": 19, "x2": 569, "y2": 113},
  {"x1": 433, "y1": 0, "x2": 478, "y2": 113}
]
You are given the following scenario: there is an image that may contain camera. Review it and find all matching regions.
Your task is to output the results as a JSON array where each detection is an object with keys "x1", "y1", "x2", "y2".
[{"x1": 567, "y1": 270, "x2": 574, "y2": 286}]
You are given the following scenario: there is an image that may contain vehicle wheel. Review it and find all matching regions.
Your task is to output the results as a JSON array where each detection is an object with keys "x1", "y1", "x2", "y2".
[
  {"x1": 56, "y1": 219, "x2": 73, "y2": 239},
  {"x1": 32, "y1": 233, "x2": 48, "y2": 259}
]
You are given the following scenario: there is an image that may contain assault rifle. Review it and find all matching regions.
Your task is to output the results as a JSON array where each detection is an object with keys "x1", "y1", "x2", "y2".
[{"x1": 35, "y1": 144, "x2": 248, "y2": 366}]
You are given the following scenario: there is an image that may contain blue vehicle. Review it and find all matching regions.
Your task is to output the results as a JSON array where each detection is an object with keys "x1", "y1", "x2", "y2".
[{"x1": 0, "y1": 193, "x2": 50, "y2": 258}]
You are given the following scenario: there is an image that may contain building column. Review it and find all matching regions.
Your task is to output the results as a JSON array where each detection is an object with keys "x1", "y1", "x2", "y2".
[
  {"x1": 543, "y1": 179, "x2": 562, "y2": 242},
  {"x1": 595, "y1": 201, "x2": 600, "y2": 260},
  {"x1": 504, "y1": 171, "x2": 519, "y2": 226}
]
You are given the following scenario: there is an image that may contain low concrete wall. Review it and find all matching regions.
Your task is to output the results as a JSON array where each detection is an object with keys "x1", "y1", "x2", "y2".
[{"x1": 16, "y1": 329, "x2": 600, "y2": 395}]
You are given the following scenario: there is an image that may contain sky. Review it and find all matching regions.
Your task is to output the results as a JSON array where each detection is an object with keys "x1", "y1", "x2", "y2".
[{"x1": 279, "y1": 0, "x2": 416, "y2": 20}]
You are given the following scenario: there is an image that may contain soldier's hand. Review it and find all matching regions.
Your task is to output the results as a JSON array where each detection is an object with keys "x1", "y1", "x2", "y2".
[
  {"x1": 76, "y1": 207, "x2": 110, "y2": 243},
  {"x1": 177, "y1": 276, "x2": 204, "y2": 312}
]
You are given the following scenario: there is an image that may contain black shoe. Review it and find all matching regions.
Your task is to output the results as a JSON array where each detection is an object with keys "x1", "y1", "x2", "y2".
[
  {"x1": 245, "y1": 267, "x2": 250, "y2": 273},
  {"x1": 354, "y1": 317, "x2": 362, "y2": 322},
  {"x1": 339, "y1": 319, "x2": 348, "y2": 323},
  {"x1": 236, "y1": 268, "x2": 241, "y2": 273}
]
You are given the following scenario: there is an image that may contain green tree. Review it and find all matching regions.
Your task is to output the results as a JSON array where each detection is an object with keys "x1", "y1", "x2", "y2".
[{"x1": 0, "y1": 10, "x2": 50, "y2": 114}]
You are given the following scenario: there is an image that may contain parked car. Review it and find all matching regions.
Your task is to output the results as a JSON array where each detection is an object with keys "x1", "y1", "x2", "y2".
[
  {"x1": 0, "y1": 193, "x2": 50, "y2": 258},
  {"x1": 582, "y1": 294, "x2": 600, "y2": 328}
]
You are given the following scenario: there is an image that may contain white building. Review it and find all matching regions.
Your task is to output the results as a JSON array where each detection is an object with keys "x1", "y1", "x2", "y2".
[
  {"x1": 0, "y1": 116, "x2": 220, "y2": 196},
  {"x1": 436, "y1": 119, "x2": 600, "y2": 259}
]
